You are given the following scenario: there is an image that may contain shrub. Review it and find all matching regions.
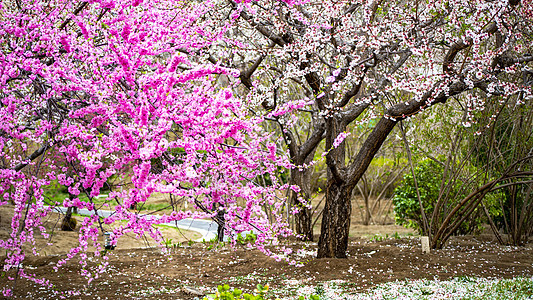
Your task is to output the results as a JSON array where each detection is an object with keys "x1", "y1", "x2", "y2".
[
  {"x1": 392, "y1": 159, "x2": 442, "y2": 232},
  {"x1": 392, "y1": 158, "x2": 500, "y2": 235}
]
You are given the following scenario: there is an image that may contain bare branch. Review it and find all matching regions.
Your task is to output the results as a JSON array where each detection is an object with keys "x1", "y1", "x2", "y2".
[
  {"x1": 299, "y1": 120, "x2": 326, "y2": 160},
  {"x1": 11, "y1": 143, "x2": 49, "y2": 171}
]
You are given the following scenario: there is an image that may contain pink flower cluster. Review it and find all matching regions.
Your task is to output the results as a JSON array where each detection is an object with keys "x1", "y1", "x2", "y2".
[{"x1": 0, "y1": 0, "x2": 298, "y2": 295}]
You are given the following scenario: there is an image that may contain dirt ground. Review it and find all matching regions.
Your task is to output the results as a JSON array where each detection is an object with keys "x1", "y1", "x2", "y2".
[
  {"x1": 2, "y1": 231, "x2": 532, "y2": 299},
  {"x1": 0, "y1": 205, "x2": 201, "y2": 257},
  {"x1": 1, "y1": 198, "x2": 533, "y2": 299}
]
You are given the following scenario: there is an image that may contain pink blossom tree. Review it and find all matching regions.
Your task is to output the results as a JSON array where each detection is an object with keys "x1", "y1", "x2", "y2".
[
  {"x1": 0, "y1": 0, "x2": 296, "y2": 296},
  {"x1": 1, "y1": 1, "x2": 533, "y2": 297}
]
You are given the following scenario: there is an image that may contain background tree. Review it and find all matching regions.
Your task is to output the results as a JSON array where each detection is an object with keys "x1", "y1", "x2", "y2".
[
  {"x1": 393, "y1": 94, "x2": 533, "y2": 249},
  {"x1": 469, "y1": 92, "x2": 533, "y2": 246}
]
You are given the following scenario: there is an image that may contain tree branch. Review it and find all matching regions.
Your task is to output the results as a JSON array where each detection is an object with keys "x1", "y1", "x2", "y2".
[
  {"x1": 10, "y1": 143, "x2": 49, "y2": 171},
  {"x1": 59, "y1": 2, "x2": 89, "y2": 30},
  {"x1": 239, "y1": 9, "x2": 287, "y2": 47},
  {"x1": 298, "y1": 120, "x2": 326, "y2": 160},
  {"x1": 341, "y1": 102, "x2": 370, "y2": 124},
  {"x1": 443, "y1": 23, "x2": 497, "y2": 73}
]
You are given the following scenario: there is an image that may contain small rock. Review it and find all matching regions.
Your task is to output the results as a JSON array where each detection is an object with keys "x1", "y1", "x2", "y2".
[{"x1": 182, "y1": 286, "x2": 204, "y2": 296}]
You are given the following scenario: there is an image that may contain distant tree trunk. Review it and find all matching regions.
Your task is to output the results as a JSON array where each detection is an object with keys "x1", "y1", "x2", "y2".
[
  {"x1": 61, "y1": 206, "x2": 77, "y2": 231},
  {"x1": 290, "y1": 175, "x2": 313, "y2": 241},
  {"x1": 61, "y1": 193, "x2": 78, "y2": 231},
  {"x1": 215, "y1": 204, "x2": 225, "y2": 242},
  {"x1": 290, "y1": 149, "x2": 316, "y2": 241}
]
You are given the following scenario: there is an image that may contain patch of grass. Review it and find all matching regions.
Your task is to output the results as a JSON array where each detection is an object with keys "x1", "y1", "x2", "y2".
[
  {"x1": 137, "y1": 202, "x2": 172, "y2": 212},
  {"x1": 461, "y1": 277, "x2": 533, "y2": 300},
  {"x1": 72, "y1": 213, "x2": 91, "y2": 218},
  {"x1": 154, "y1": 224, "x2": 181, "y2": 230},
  {"x1": 323, "y1": 277, "x2": 533, "y2": 300}
]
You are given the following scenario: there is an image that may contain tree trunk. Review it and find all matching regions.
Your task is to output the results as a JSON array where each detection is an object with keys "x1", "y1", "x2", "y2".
[
  {"x1": 61, "y1": 206, "x2": 77, "y2": 231},
  {"x1": 364, "y1": 188, "x2": 371, "y2": 225},
  {"x1": 317, "y1": 181, "x2": 353, "y2": 258},
  {"x1": 216, "y1": 208, "x2": 225, "y2": 242},
  {"x1": 290, "y1": 155, "x2": 315, "y2": 241},
  {"x1": 317, "y1": 117, "x2": 352, "y2": 258},
  {"x1": 318, "y1": 116, "x2": 397, "y2": 258},
  {"x1": 316, "y1": 81, "x2": 459, "y2": 258}
]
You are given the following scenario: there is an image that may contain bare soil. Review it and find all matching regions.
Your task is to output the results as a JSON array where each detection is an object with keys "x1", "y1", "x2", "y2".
[
  {"x1": 1, "y1": 198, "x2": 532, "y2": 299},
  {"x1": 2, "y1": 231, "x2": 532, "y2": 299}
]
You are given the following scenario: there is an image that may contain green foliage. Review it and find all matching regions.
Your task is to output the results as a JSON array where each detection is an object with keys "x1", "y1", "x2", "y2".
[
  {"x1": 459, "y1": 277, "x2": 533, "y2": 300},
  {"x1": 204, "y1": 284, "x2": 320, "y2": 300},
  {"x1": 313, "y1": 283, "x2": 324, "y2": 296},
  {"x1": 236, "y1": 232, "x2": 257, "y2": 245},
  {"x1": 42, "y1": 180, "x2": 74, "y2": 204},
  {"x1": 364, "y1": 156, "x2": 407, "y2": 198},
  {"x1": 203, "y1": 284, "x2": 249, "y2": 300},
  {"x1": 486, "y1": 277, "x2": 533, "y2": 298},
  {"x1": 163, "y1": 238, "x2": 181, "y2": 249},
  {"x1": 468, "y1": 100, "x2": 533, "y2": 243},
  {"x1": 150, "y1": 146, "x2": 186, "y2": 173},
  {"x1": 202, "y1": 236, "x2": 225, "y2": 250},
  {"x1": 367, "y1": 233, "x2": 401, "y2": 242},
  {"x1": 369, "y1": 234, "x2": 385, "y2": 242},
  {"x1": 393, "y1": 159, "x2": 443, "y2": 232},
  {"x1": 393, "y1": 158, "x2": 500, "y2": 235},
  {"x1": 255, "y1": 166, "x2": 290, "y2": 187}
]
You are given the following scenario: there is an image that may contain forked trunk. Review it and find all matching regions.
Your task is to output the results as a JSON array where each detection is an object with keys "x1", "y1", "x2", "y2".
[
  {"x1": 317, "y1": 117, "x2": 397, "y2": 258},
  {"x1": 317, "y1": 117, "x2": 351, "y2": 258}
]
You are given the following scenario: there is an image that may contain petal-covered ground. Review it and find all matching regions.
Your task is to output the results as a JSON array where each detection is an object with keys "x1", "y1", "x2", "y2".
[{"x1": 2, "y1": 234, "x2": 532, "y2": 299}]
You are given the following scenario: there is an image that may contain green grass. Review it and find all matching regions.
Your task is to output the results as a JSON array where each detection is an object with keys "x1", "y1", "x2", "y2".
[
  {"x1": 198, "y1": 277, "x2": 533, "y2": 300},
  {"x1": 357, "y1": 277, "x2": 533, "y2": 300},
  {"x1": 460, "y1": 277, "x2": 533, "y2": 300},
  {"x1": 43, "y1": 187, "x2": 174, "y2": 214},
  {"x1": 136, "y1": 202, "x2": 173, "y2": 212}
]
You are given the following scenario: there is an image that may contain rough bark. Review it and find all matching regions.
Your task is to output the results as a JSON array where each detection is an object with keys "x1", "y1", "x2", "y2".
[
  {"x1": 317, "y1": 116, "x2": 352, "y2": 258},
  {"x1": 317, "y1": 180, "x2": 353, "y2": 258},
  {"x1": 317, "y1": 80, "x2": 467, "y2": 258}
]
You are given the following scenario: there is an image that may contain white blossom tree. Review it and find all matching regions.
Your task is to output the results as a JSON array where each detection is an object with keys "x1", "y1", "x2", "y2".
[{"x1": 204, "y1": 0, "x2": 533, "y2": 257}]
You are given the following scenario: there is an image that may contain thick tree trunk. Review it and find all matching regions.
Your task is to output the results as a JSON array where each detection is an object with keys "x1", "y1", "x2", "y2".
[
  {"x1": 316, "y1": 81, "x2": 461, "y2": 258},
  {"x1": 317, "y1": 181, "x2": 354, "y2": 258},
  {"x1": 318, "y1": 116, "x2": 397, "y2": 258},
  {"x1": 317, "y1": 117, "x2": 352, "y2": 258}
]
